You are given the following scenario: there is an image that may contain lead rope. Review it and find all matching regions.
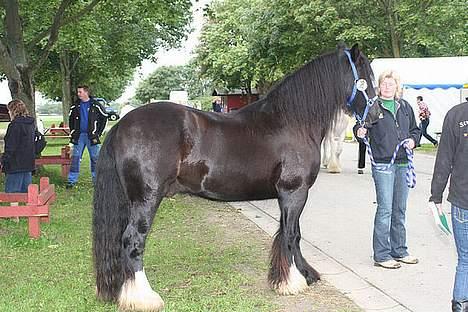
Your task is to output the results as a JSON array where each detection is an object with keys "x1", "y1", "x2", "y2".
[{"x1": 362, "y1": 137, "x2": 416, "y2": 188}]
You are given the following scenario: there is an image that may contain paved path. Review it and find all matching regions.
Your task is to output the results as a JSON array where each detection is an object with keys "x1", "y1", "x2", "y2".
[{"x1": 231, "y1": 142, "x2": 455, "y2": 312}]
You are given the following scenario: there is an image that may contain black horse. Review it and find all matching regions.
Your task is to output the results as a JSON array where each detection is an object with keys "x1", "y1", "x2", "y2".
[{"x1": 93, "y1": 44, "x2": 377, "y2": 311}]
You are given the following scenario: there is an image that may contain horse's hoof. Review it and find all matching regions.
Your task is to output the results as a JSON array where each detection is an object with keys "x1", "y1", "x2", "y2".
[
  {"x1": 118, "y1": 271, "x2": 164, "y2": 311},
  {"x1": 272, "y1": 262, "x2": 308, "y2": 295}
]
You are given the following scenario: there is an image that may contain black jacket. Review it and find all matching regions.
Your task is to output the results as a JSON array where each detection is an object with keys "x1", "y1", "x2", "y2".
[
  {"x1": 1, "y1": 116, "x2": 36, "y2": 173},
  {"x1": 69, "y1": 97, "x2": 108, "y2": 145},
  {"x1": 430, "y1": 102, "x2": 468, "y2": 209},
  {"x1": 354, "y1": 98, "x2": 421, "y2": 164}
]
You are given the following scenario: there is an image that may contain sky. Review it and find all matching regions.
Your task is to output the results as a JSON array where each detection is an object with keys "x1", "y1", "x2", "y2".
[{"x1": 117, "y1": 0, "x2": 211, "y2": 103}]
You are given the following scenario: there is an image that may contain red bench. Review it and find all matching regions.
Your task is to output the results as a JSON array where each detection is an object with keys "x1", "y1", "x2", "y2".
[
  {"x1": 0, "y1": 147, "x2": 72, "y2": 179},
  {"x1": 44, "y1": 125, "x2": 70, "y2": 139},
  {"x1": 36, "y1": 146, "x2": 72, "y2": 178},
  {"x1": 0, "y1": 177, "x2": 56, "y2": 238}
]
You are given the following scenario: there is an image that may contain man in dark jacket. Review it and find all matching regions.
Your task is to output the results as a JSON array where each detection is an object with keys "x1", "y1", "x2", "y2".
[
  {"x1": 66, "y1": 85, "x2": 107, "y2": 188},
  {"x1": 430, "y1": 101, "x2": 468, "y2": 312}
]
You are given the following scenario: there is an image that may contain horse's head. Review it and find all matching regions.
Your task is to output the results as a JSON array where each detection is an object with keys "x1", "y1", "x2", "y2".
[{"x1": 341, "y1": 44, "x2": 381, "y2": 126}]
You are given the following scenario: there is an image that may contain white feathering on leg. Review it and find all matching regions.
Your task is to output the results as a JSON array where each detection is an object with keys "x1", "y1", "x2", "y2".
[
  {"x1": 118, "y1": 270, "x2": 164, "y2": 312},
  {"x1": 276, "y1": 257, "x2": 308, "y2": 295}
]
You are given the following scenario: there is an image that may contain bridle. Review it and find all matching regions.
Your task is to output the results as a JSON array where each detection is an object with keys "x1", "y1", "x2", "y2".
[{"x1": 344, "y1": 49, "x2": 377, "y2": 126}]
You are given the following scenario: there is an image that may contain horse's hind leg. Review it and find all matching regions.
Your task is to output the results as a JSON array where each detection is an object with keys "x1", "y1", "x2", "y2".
[
  {"x1": 118, "y1": 196, "x2": 165, "y2": 312},
  {"x1": 269, "y1": 187, "x2": 320, "y2": 295},
  {"x1": 327, "y1": 135, "x2": 343, "y2": 173}
]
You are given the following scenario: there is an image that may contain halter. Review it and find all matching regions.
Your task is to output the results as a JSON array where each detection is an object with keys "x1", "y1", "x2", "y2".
[
  {"x1": 344, "y1": 50, "x2": 416, "y2": 188},
  {"x1": 343, "y1": 50, "x2": 377, "y2": 126}
]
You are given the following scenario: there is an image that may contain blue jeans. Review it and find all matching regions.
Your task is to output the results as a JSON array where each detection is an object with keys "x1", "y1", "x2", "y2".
[
  {"x1": 68, "y1": 133, "x2": 100, "y2": 184},
  {"x1": 5, "y1": 172, "x2": 32, "y2": 193},
  {"x1": 452, "y1": 204, "x2": 468, "y2": 301},
  {"x1": 371, "y1": 163, "x2": 410, "y2": 262}
]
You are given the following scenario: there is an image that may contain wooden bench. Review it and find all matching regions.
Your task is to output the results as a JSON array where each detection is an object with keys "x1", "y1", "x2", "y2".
[
  {"x1": 44, "y1": 126, "x2": 70, "y2": 139},
  {"x1": 44, "y1": 135, "x2": 70, "y2": 139},
  {"x1": 0, "y1": 147, "x2": 72, "y2": 179},
  {"x1": 36, "y1": 146, "x2": 72, "y2": 178},
  {"x1": 0, "y1": 177, "x2": 56, "y2": 238}
]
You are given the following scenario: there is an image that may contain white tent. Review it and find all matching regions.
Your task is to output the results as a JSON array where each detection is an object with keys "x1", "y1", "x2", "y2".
[{"x1": 371, "y1": 56, "x2": 468, "y2": 143}]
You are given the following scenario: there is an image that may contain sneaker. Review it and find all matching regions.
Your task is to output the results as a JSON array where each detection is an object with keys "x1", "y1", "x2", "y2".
[
  {"x1": 374, "y1": 259, "x2": 401, "y2": 269},
  {"x1": 66, "y1": 182, "x2": 75, "y2": 189},
  {"x1": 358, "y1": 169, "x2": 364, "y2": 174},
  {"x1": 394, "y1": 255, "x2": 419, "y2": 264}
]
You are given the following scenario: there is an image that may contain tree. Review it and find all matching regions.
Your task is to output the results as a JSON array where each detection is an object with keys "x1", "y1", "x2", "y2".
[
  {"x1": 134, "y1": 63, "x2": 212, "y2": 104},
  {"x1": 195, "y1": 0, "x2": 466, "y2": 94},
  {"x1": 0, "y1": 0, "x2": 103, "y2": 115},
  {"x1": 195, "y1": 0, "x2": 259, "y2": 95},
  {"x1": 40, "y1": 0, "x2": 191, "y2": 123},
  {"x1": 134, "y1": 65, "x2": 187, "y2": 103},
  {"x1": 0, "y1": 0, "x2": 192, "y2": 117}
]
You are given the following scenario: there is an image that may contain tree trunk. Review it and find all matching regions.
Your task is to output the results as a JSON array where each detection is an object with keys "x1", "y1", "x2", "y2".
[
  {"x1": 381, "y1": 0, "x2": 401, "y2": 57},
  {"x1": 388, "y1": 16, "x2": 401, "y2": 57},
  {"x1": 60, "y1": 51, "x2": 72, "y2": 125},
  {"x1": 1, "y1": 0, "x2": 36, "y2": 117},
  {"x1": 8, "y1": 68, "x2": 36, "y2": 118}
]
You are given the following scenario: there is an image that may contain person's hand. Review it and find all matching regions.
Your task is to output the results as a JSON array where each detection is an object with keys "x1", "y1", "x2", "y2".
[
  {"x1": 404, "y1": 138, "x2": 415, "y2": 149},
  {"x1": 434, "y1": 203, "x2": 443, "y2": 215},
  {"x1": 356, "y1": 127, "x2": 367, "y2": 138}
]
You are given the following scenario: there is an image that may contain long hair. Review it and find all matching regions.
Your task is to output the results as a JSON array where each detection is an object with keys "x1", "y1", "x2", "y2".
[
  {"x1": 242, "y1": 50, "x2": 352, "y2": 134},
  {"x1": 7, "y1": 99, "x2": 30, "y2": 119}
]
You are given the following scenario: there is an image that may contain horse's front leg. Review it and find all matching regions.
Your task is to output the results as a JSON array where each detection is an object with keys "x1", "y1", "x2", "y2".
[
  {"x1": 119, "y1": 198, "x2": 165, "y2": 312},
  {"x1": 269, "y1": 186, "x2": 320, "y2": 295},
  {"x1": 321, "y1": 135, "x2": 331, "y2": 168}
]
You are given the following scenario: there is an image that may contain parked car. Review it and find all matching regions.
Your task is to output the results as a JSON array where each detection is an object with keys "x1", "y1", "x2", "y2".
[{"x1": 95, "y1": 98, "x2": 120, "y2": 121}]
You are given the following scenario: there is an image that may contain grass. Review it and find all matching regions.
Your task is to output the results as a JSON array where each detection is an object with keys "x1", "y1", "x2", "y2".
[
  {"x1": 415, "y1": 143, "x2": 438, "y2": 154},
  {"x1": 0, "y1": 126, "x2": 279, "y2": 312}
]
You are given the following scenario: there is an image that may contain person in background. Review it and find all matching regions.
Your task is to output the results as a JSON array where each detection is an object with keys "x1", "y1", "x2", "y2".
[
  {"x1": 212, "y1": 98, "x2": 222, "y2": 112},
  {"x1": 66, "y1": 85, "x2": 108, "y2": 188},
  {"x1": 417, "y1": 95, "x2": 438, "y2": 146},
  {"x1": 357, "y1": 140, "x2": 366, "y2": 174},
  {"x1": 1, "y1": 99, "x2": 36, "y2": 193},
  {"x1": 429, "y1": 101, "x2": 468, "y2": 312},
  {"x1": 354, "y1": 70, "x2": 421, "y2": 269}
]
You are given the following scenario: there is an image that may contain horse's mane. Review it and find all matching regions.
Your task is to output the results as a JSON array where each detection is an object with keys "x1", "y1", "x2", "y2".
[{"x1": 241, "y1": 49, "x2": 350, "y2": 133}]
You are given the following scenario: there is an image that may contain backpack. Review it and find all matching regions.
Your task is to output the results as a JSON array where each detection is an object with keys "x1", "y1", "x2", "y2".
[{"x1": 34, "y1": 129, "x2": 47, "y2": 155}]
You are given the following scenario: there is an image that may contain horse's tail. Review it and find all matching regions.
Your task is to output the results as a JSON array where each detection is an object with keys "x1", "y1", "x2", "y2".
[{"x1": 93, "y1": 124, "x2": 130, "y2": 302}]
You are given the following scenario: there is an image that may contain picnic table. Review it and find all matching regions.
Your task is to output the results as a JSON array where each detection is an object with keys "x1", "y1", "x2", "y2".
[{"x1": 43, "y1": 127, "x2": 70, "y2": 139}]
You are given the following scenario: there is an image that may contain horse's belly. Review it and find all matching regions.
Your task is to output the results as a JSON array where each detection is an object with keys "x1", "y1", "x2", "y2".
[
  {"x1": 204, "y1": 173, "x2": 277, "y2": 201},
  {"x1": 177, "y1": 164, "x2": 277, "y2": 201}
]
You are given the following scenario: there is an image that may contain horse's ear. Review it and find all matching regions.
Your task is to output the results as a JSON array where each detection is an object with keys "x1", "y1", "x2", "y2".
[
  {"x1": 336, "y1": 42, "x2": 347, "y2": 50},
  {"x1": 350, "y1": 43, "x2": 360, "y2": 62}
]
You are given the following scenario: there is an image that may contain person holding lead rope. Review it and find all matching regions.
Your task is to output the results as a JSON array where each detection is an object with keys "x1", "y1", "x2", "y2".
[{"x1": 354, "y1": 70, "x2": 421, "y2": 269}]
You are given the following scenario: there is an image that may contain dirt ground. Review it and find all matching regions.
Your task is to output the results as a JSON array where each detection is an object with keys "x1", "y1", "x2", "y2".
[{"x1": 199, "y1": 198, "x2": 363, "y2": 312}]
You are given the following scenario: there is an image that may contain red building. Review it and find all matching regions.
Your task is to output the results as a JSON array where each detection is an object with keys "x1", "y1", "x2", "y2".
[{"x1": 212, "y1": 89, "x2": 259, "y2": 112}]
